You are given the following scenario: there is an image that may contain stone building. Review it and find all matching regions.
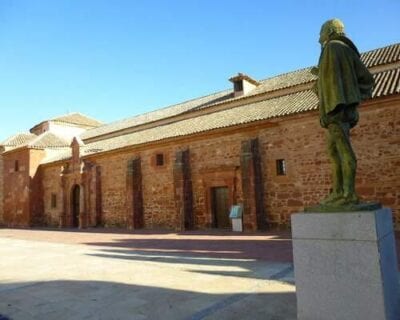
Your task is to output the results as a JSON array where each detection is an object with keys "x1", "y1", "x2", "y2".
[{"x1": 0, "y1": 43, "x2": 399, "y2": 231}]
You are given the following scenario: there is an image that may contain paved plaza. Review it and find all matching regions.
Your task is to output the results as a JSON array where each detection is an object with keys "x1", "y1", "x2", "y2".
[
  {"x1": 3, "y1": 228, "x2": 399, "y2": 319},
  {"x1": 0, "y1": 228, "x2": 295, "y2": 320}
]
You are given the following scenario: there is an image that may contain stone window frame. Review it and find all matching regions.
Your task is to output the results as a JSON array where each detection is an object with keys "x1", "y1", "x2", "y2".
[
  {"x1": 151, "y1": 151, "x2": 169, "y2": 169},
  {"x1": 267, "y1": 153, "x2": 293, "y2": 182}
]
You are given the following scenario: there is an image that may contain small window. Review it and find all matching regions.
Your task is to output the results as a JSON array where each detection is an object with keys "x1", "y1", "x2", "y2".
[
  {"x1": 156, "y1": 153, "x2": 164, "y2": 166},
  {"x1": 276, "y1": 159, "x2": 287, "y2": 176},
  {"x1": 51, "y1": 193, "x2": 57, "y2": 208},
  {"x1": 14, "y1": 160, "x2": 19, "y2": 172}
]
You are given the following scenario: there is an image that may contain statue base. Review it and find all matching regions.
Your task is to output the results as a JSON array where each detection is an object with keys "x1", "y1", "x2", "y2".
[{"x1": 291, "y1": 208, "x2": 400, "y2": 320}]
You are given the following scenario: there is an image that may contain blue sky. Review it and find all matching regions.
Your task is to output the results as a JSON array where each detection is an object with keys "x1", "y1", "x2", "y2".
[{"x1": 0, "y1": 0, "x2": 399, "y2": 140}]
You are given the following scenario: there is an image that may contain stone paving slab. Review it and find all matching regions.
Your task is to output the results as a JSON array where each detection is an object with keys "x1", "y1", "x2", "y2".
[{"x1": 0, "y1": 229, "x2": 296, "y2": 320}]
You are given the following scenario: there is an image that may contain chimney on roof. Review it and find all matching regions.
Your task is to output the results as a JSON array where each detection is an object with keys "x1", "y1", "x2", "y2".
[{"x1": 229, "y1": 73, "x2": 260, "y2": 97}]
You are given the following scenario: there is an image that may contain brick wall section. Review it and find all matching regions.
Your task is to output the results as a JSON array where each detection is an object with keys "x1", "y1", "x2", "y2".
[
  {"x1": 3, "y1": 149, "x2": 31, "y2": 226},
  {"x1": 42, "y1": 164, "x2": 63, "y2": 226},
  {"x1": 94, "y1": 153, "x2": 129, "y2": 227},
  {"x1": 128, "y1": 157, "x2": 144, "y2": 229},
  {"x1": 173, "y1": 149, "x2": 194, "y2": 230},
  {"x1": 141, "y1": 148, "x2": 177, "y2": 229},
  {"x1": 240, "y1": 139, "x2": 258, "y2": 230},
  {"x1": 79, "y1": 149, "x2": 178, "y2": 229},
  {"x1": 240, "y1": 138, "x2": 267, "y2": 230},
  {"x1": 188, "y1": 134, "x2": 243, "y2": 229},
  {"x1": 259, "y1": 115, "x2": 329, "y2": 227},
  {"x1": 181, "y1": 149, "x2": 194, "y2": 230},
  {"x1": 29, "y1": 149, "x2": 46, "y2": 226},
  {"x1": 38, "y1": 96, "x2": 400, "y2": 231},
  {"x1": 2, "y1": 148, "x2": 45, "y2": 227},
  {"x1": 353, "y1": 101, "x2": 400, "y2": 225},
  {"x1": 260, "y1": 98, "x2": 400, "y2": 227}
]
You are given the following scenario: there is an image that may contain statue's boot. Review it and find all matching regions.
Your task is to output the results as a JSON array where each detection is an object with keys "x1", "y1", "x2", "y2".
[
  {"x1": 320, "y1": 191, "x2": 342, "y2": 205},
  {"x1": 331, "y1": 193, "x2": 359, "y2": 206}
]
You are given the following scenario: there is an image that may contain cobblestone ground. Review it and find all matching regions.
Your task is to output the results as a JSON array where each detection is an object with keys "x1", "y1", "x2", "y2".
[{"x1": 0, "y1": 228, "x2": 295, "y2": 320}]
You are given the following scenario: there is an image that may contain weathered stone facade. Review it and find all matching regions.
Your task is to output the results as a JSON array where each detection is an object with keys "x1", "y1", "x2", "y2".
[
  {"x1": 32, "y1": 97, "x2": 399, "y2": 230},
  {"x1": 2, "y1": 148, "x2": 45, "y2": 227},
  {"x1": 1, "y1": 43, "x2": 399, "y2": 231}
]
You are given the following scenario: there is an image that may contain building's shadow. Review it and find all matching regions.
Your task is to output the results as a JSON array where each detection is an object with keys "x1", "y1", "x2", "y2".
[
  {"x1": 81, "y1": 231, "x2": 294, "y2": 282},
  {"x1": 0, "y1": 280, "x2": 296, "y2": 320},
  {"x1": 82, "y1": 230, "x2": 400, "y2": 268},
  {"x1": 83, "y1": 231, "x2": 293, "y2": 262}
]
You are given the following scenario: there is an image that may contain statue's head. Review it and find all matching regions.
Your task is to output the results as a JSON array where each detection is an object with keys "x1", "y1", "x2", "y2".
[{"x1": 319, "y1": 19, "x2": 345, "y2": 46}]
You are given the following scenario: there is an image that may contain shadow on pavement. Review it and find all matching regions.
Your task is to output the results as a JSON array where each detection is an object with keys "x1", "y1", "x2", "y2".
[
  {"x1": 83, "y1": 235, "x2": 293, "y2": 263},
  {"x1": 0, "y1": 280, "x2": 296, "y2": 320},
  {"x1": 82, "y1": 233, "x2": 294, "y2": 282},
  {"x1": 85, "y1": 248, "x2": 294, "y2": 283}
]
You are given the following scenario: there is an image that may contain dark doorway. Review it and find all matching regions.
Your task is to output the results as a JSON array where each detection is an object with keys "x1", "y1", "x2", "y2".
[
  {"x1": 211, "y1": 187, "x2": 230, "y2": 229},
  {"x1": 71, "y1": 185, "x2": 80, "y2": 228}
]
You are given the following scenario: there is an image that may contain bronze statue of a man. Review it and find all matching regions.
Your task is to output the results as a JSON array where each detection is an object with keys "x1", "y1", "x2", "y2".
[{"x1": 314, "y1": 19, "x2": 374, "y2": 207}]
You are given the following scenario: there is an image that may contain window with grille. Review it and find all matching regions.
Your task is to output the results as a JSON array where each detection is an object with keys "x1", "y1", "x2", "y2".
[{"x1": 276, "y1": 159, "x2": 287, "y2": 176}]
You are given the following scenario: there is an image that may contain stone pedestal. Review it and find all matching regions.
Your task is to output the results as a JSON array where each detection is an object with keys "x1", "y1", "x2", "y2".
[{"x1": 291, "y1": 208, "x2": 400, "y2": 320}]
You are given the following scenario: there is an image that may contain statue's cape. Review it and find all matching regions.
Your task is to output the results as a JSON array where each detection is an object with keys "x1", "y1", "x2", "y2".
[{"x1": 317, "y1": 36, "x2": 374, "y2": 115}]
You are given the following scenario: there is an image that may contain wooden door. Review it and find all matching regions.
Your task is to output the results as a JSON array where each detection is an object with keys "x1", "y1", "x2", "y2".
[{"x1": 211, "y1": 187, "x2": 230, "y2": 229}]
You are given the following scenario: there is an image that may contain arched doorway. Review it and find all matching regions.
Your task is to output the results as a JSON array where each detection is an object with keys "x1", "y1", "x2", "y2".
[{"x1": 71, "y1": 185, "x2": 80, "y2": 228}]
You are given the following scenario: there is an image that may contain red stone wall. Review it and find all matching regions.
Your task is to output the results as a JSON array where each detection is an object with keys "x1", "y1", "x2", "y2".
[
  {"x1": 258, "y1": 98, "x2": 400, "y2": 228},
  {"x1": 42, "y1": 164, "x2": 63, "y2": 226},
  {"x1": 141, "y1": 148, "x2": 177, "y2": 229},
  {"x1": 188, "y1": 135, "x2": 244, "y2": 229},
  {"x1": 36, "y1": 95, "x2": 400, "y2": 231},
  {"x1": 89, "y1": 148, "x2": 178, "y2": 229},
  {"x1": 353, "y1": 100, "x2": 400, "y2": 225},
  {"x1": 259, "y1": 114, "x2": 329, "y2": 227},
  {"x1": 3, "y1": 149, "x2": 31, "y2": 226},
  {"x1": 94, "y1": 153, "x2": 129, "y2": 227},
  {"x1": 29, "y1": 149, "x2": 46, "y2": 225}
]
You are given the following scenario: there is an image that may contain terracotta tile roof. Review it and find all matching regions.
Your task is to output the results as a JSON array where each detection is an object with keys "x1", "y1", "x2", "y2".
[
  {"x1": 362, "y1": 43, "x2": 400, "y2": 68},
  {"x1": 80, "y1": 91, "x2": 232, "y2": 140},
  {"x1": 258, "y1": 68, "x2": 316, "y2": 93},
  {"x1": 25, "y1": 132, "x2": 70, "y2": 149},
  {"x1": 49, "y1": 89, "x2": 318, "y2": 161},
  {"x1": 1, "y1": 133, "x2": 37, "y2": 146},
  {"x1": 373, "y1": 68, "x2": 400, "y2": 98},
  {"x1": 80, "y1": 68, "x2": 318, "y2": 141},
  {"x1": 51, "y1": 112, "x2": 103, "y2": 128},
  {"x1": 40, "y1": 43, "x2": 399, "y2": 164},
  {"x1": 3, "y1": 132, "x2": 71, "y2": 155},
  {"x1": 81, "y1": 43, "x2": 399, "y2": 142},
  {"x1": 42, "y1": 148, "x2": 72, "y2": 164}
]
